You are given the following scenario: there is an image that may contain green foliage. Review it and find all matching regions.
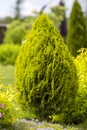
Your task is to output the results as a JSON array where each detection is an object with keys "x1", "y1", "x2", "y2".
[
  {"x1": 73, "y1": 48, "x2": 87, "y2": 123},
  {"x1": 15, "y1": 13, "x2": 78, "y2": 123},
  {"x1": 32, "y1": 5, "x2": 66, "y2": 28},
  {"x1": 67, "y1": 0, "x2": 86, "y2": 57},
  {"x1": 4, "y1": 20, "x2": 23, "y2": 44},
  {"x1": 0, "y1": 84, "x2": 18, "y2": 125},
  {"x1": 85, "y1": 16, "x2": 87, "y2": 45},
  {"x1": 0, "y1": 44, "x2": 20, "y2": 65},
  {"x1": 0, "y1": 17, "x2": 14, "y2": 24},
  {"x1": 3, "y1": 17, "x2": 34, "y2": 45},
  {"x1": 49, "y1": 5, "x2": 66, "y2": 28}
]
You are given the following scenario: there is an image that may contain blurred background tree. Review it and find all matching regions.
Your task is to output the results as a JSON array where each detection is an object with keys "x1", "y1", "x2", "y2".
[
  {"x1": 83, "y1": 0, "x2": 87, "y2": 47},
  {"x1": 3, "y1": 16, "x2": 35, "y2": 45},
  {"x1": 66, "y1": 0, "x2": 86, "y2": 57},
  {"x1": 49, "y1": 3, "x2": 66, "y2": 29},
  {"x1": 58, "y1": 0, "x2": 67, "y2": 40},
  {"x1": 0, "y1": 17, "x2": 13, "y2": 24},
  {"x1": 14, "y1": 0, "x2": 25, "y2": 19}
]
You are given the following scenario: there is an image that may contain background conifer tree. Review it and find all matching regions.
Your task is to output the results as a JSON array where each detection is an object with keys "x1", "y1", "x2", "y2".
[{"x1": 67, "y1": 0, "x2": 86, "y2": 57}]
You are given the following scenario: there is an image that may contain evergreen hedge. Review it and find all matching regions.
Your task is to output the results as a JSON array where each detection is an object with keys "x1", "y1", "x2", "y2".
[{"x1": 15, "y1": 13, "x2": 78, "y2": 123}]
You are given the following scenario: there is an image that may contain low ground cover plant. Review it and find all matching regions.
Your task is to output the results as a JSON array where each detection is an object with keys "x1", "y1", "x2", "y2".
[{"x1": 0, "y1": 84, "x2": 17, "y2": 126}]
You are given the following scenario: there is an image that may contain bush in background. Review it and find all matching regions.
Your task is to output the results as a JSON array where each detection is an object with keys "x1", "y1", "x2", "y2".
[
  {"x1": 15, "y1": 13, "x2": 78, "y2": 123},
  {"x1": 0, "y1": 44, "x2": 20, "y2": 65},
  {"x1": 3, "y1": 17, "x2": 34, "y2": 45}
]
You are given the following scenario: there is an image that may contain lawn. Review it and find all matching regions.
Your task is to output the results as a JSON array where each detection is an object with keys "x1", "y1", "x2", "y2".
[
  {"x1": 0, "y1": 64, "x2": 15, "y2": 85},
  {"x1": 0, "y1": 64, "x2": 87, "y2": 130}
]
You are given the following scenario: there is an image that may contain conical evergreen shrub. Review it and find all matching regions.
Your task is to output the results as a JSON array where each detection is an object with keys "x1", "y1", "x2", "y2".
[
  {"x1": 15, "y1": 13, "x2": 78, "y2": 123},
  {"x1": 67, "y1": 0, "x2": 86, "y2": 57}
]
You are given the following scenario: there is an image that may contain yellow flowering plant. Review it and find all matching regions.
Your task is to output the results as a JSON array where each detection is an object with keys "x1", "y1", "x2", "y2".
[{"x1": 0, "y1": 84, "x2": 18, "y2": 125}]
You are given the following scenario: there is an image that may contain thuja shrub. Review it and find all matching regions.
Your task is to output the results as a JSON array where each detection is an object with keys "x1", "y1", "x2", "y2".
[
  {"x1": 0, "y1": 43, "x2": 20, "y2": 65},
  {"x1": 73, "y1": 48, "x2": 87, "y2": 123},
  {"x1": 15, "y1": 13, "x2": 78, "y2": 123}
]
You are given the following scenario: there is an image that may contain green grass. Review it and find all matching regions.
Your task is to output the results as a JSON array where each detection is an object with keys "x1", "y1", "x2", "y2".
[
  {"x1": 0, "y1": 64, "x2": 14, "y2": 85},
  {"x1": 0, "y1": 64, "x2": 87, "y2": 130}
]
